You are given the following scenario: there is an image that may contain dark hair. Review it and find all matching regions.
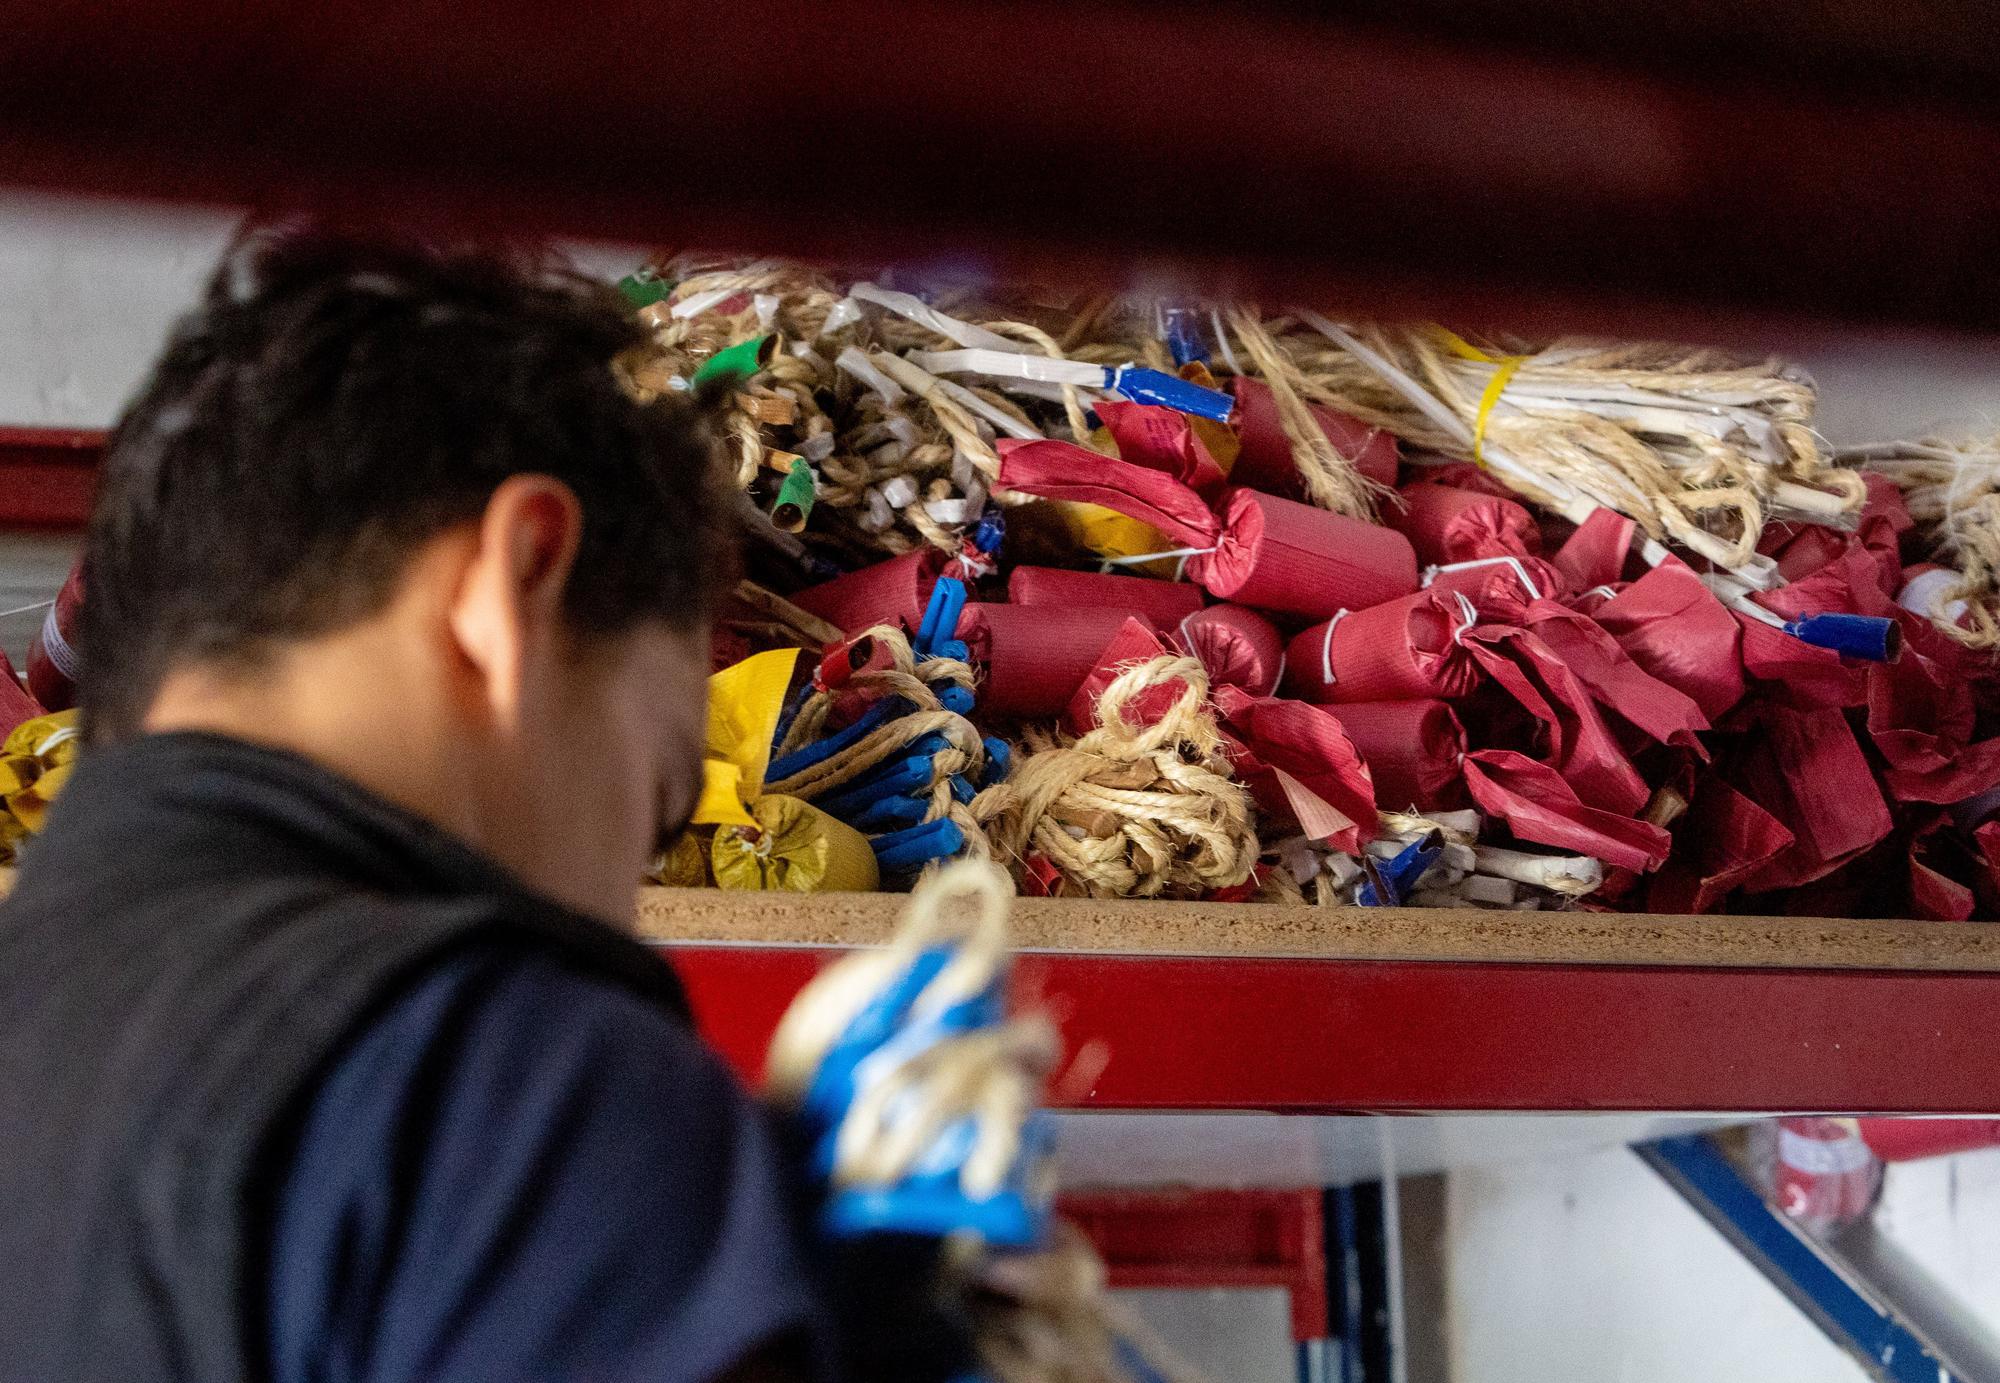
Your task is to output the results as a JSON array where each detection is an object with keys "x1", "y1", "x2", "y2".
[{"x1": 78, "y1": 229, "x2": 730, "y2": 741}]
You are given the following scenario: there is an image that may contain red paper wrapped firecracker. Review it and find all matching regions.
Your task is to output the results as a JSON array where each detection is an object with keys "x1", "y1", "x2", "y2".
[
  {"x1": 0, "y1": 648, "x2": 47, "y2": 739},
  {"x1": 1329, "y1": 699, "x2": 1468, "y2": 812},
  {"x1": 1853, "y1": 1118, "x2": 2000, "y2": 1162},
  {"x1": 1095, "y1": 400, "x2": 1231, "y2": 497},
  {"x1": 789, "y1": 549, "x2": 943, "y2": 636},
  {"x1": 26, "y1": 562, "x2": 83, "y2": 712},
  {"x1": 1282, "y1": 590, "x2": 1481, "y2": 705},
  {"x1": 955, "y1": 603, "x2": 1143, "y2": 720},
  {"x1": 1771, "y1": 1117, "x2": 1882, "y2": 1233},
  {"x1": 1174, "y1": 605, "x2": 1286, "y2": 697},
  {"x1": 1202, "y1": 488, "x2": 1418, "y2": 617},
  {"x1": 1228, "y1": 376, "x2": 1399, "y2": 497},
  {"x1": 1390, "y1": 482, "x2": 1542, "y2": 567},
  {"x1": 1005, "y1": 566, "x2": 1205, "y2": 631},
  {"x1": 997, "y1": 441, "x2": 1419, "y2": 621}
]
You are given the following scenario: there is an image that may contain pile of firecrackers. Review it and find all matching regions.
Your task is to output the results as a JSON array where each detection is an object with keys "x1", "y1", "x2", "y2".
[
  {"x1": 13, "y1": 257, "x2": 2000, "y2": 923},
  {"x1": 644, "y1": 258, "x2": 2000, "y2": 919}
]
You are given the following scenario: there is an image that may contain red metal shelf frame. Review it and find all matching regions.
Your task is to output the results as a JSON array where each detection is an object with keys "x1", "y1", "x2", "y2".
[
  {"x1": 1059, "y1": 1189, "x2": 1328, "y2": 1344},
  {"x1": 0, "y1": 428, "x2": 101, "y2": 528},
  {"x1": 671, "y1": 945, "x2": 2000, "y2": 1115}
]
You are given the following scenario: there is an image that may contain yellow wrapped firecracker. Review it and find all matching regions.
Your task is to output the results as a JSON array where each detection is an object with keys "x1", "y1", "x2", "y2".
[
  {"x1": 712, "y1": 794, "x2": 879, "y2": 893},
  {"x1": 646, "y1": 830, "x2": 711, "y2": 888},
  {"x1": 0, "y1": 708, "x2": 81, "y2": 837},
  {"x1": 694, "y1": 647, "x2": 801, "y2": 830},
  {"x1": 1045, "y1": 501, "x2": 1185, "y2": 580}
]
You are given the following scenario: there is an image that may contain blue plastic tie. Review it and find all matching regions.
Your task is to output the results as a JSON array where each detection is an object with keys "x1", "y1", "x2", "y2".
[
  {"x1": 1105, "y1": 365, "x2": 1234, "y2": 421},
  {"x1": 915, "y1": 578, "x2": 970, "y2": 661},
  {"x1": 842, "y1": 792, "x2": 936, "y2": 833},
  {"x1": 1785, "y1": 611, "x2": 1901, "y2": 662},
  {"x1": 1357, "y1": 830, "x2": 1445, "y2": 907},
  {"x1": 870, "y1": 817, "x2": 967, "y2": 873},
  {"x1": 765, "y1": 696, "x2": 906, "y2": 782},
  {"x1": 1163, "y1": 307, "x2": 1209, "y2": 367},
  {"x1": 980, "y1": 738, "x2": 1012, "y2": 785},
  {"x1": 972, "y1": 507, "x2": 1006, "y2": 554}
]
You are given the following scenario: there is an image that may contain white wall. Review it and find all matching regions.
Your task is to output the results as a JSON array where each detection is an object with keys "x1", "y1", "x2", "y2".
[
  {"x1": 0, "y1": 189, "x2": 652, "y2": 429},
  {"x1": 1447, "y1": 1142, "x2": 2000, "y2": 1383},
  {"x1": 1447, "y1": 1145, "x2": 1866, "y2": 1383},
  {"x1": 0, "y1": 191, "x2": 238, "y2": 428}
]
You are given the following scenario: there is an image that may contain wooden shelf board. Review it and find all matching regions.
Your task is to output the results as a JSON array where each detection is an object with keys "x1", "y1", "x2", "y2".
[{"x1": 636, "y1": 887, "x2": 2000, "y2": 974}]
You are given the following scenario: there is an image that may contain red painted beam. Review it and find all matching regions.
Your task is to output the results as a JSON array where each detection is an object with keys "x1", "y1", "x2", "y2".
[
  {"x1": 668, "y1": 945, "x2": 2000, "y2": 1115},
  {"x1": 1060, "y1": 1188, "x2": 1327, "y2": 1342},
  {"x1": 0, "y1": 427, "x2": 102, "y2": 528},
  {"x1": 4, "y1": 2, "x2": 2000, "y2": 343}
]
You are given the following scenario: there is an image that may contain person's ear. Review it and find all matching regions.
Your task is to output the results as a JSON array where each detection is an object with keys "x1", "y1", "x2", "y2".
[{"x1": 447, "y1": 475, "x2": 584, "y2": 734}]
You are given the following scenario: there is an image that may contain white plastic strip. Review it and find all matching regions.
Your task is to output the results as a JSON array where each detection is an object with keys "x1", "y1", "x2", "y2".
[
  {"x1": 817, "y1": 296, "x2": 864, "y2": 338},
  {"x1": 1209, "y1": 306, "x2": 1244, "y2": 375},
  {"x1": 835, "y1": 346, "x2": 906, "y2": 405},
  {"x1": 668, "y1": 285, "x2": 738, "y2": 319},
  {"x1": 1470, "y1": 845, "x2": 1604, "y2": 894},
  {"x1": 907, "y1": 348, "x2": 1106, "y2": 388},
  {"x1": 1898, "y1": 566, "x2": 1969, "y2": 622},
  {"x1": 848, "y1": 283, "x2": 1015, "y2": 350},
  {"x1": 869, "y1": 352, "x2": 1043, "y2": 441}
]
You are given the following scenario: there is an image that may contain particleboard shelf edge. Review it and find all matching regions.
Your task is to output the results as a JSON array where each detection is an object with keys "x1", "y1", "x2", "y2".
[{"x1": 635, "y1": 888, "x2": 2000, "y2": 973}]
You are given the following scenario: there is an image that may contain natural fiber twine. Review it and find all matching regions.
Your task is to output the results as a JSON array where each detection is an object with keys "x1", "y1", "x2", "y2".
[
  {"x1": 1850, "y1": 434, "x2": 2000, "y2": 649},
  {"x1": 977, "y1": 656, "x2": 1259, "y2": 899},
  {"x1": 769, "y1": 625, "x2": 1004, "y2": 861},
  {"x1": 1267, "y1": 319, "x2": 1865, "y2": 568}
]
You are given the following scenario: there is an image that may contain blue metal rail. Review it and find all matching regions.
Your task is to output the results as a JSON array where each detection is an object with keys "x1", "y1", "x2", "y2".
[{"x1": 1638, "y1": 1134, "x2": 1974, "y2": 1383}]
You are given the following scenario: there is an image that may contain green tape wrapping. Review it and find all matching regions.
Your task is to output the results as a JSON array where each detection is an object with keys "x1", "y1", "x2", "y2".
[{"x1": 693, "y1": 333, "x2": 779, "y2": 386}]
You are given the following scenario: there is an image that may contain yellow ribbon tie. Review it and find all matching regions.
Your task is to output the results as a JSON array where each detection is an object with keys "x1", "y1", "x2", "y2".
[{"x1": 1427, "y1": 326, "x2": 1526, "y2": 470}]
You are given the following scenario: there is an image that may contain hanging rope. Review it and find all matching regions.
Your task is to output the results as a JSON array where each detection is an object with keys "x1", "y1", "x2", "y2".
[{"x1": 765, "y1": 861, "x2": 1208, "y2": 1383}]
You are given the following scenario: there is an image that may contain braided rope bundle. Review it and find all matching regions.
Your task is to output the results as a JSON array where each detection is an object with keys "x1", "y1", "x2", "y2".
[
  {"x1": 979, "y1": 657, "x2": 1258, "y2": 899},
  {"x1": 769, "y1": 626, "x2": 1005, "y2": 862},
  {"x1": 1847, "y1": 434, "x2": 2000, "y2": 647},
  {"x1": 1263, "y1": 319, "x2": 1865, "y2": 568},
  {"x1": 619, "y1": 256, "x2": 1862, "y2": 575},
  {"x1": 627, "y1": 259, "x2": 1059, "y2": 560}
]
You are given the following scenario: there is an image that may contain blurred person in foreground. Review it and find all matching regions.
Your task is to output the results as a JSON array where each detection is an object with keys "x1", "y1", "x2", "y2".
[{"x1": 0, "y1": 231, "x2": 830, "y2": 1383}]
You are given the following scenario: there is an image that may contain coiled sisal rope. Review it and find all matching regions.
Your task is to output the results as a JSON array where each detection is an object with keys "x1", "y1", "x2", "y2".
[
  {"x1": 1845, "y1": 434, "x2": 2000, "y2": 648},
  {"x1": 979, "y1": 657, "x2": 1259, "y2": 899},
  {"x1": 769, "y1": 625, "x2": 1004, "y2": 863}
]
